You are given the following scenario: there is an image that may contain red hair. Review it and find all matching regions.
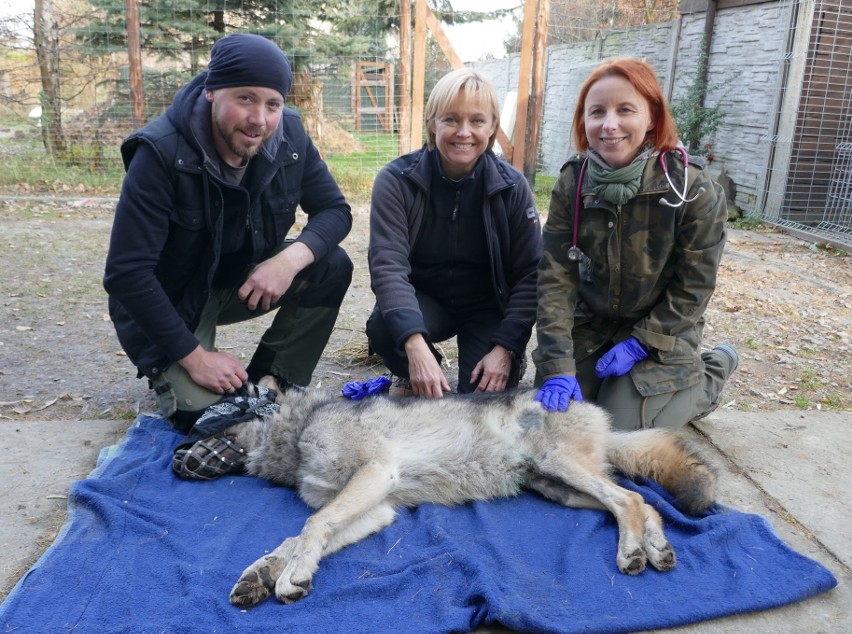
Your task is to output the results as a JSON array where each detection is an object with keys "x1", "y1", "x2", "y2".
[{"x1": 572, "y1": 57, "x2": 679, "y2": 154}]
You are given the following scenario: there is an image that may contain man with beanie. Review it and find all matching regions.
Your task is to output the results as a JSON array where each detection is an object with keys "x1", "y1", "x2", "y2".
[{"x1": 104, "y1": 33, "x2": 353, "y2": 433}]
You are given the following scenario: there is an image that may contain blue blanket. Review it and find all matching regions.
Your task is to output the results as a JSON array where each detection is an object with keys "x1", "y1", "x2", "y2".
[{"x1": 1, "y1": 414, "x2": 836, "y2": 633}]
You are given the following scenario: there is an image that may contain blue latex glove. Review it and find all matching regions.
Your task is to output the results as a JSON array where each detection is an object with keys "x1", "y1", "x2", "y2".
[
  {"x1": 534, "y1": 376, "x2": 584, "y2": 412},
  {"x1": 341, "y1": 376, "x2": 392, "y2": 400},
  {"x1": 595, "y1": 337, "x2": 649, "y2": 378}
]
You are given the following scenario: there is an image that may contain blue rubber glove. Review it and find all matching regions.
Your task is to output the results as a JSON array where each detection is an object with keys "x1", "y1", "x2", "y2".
[
  {"x1": 535, "y1": 376, "x2": 584, "y2": 412},
  {"x1": 595, "y1": 337, "x2": 649, "y2": 378},
  {"x1": 341, "y1": 376, "x2": 392, "y2": 400}
]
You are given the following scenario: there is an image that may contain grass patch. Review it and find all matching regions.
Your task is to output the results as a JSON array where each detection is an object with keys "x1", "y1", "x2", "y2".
[
  {"x1": 532, "y1": 174, "x2": 556, "y2": 214},
  {"x1": 793, "y1": 394, "x2": 810, "y2": 408},
  {"x1": 732, "y1": 214, "x2": 763, "y2": 231},
  {"x1": 325, "y1": 132, "x2": 399, "y2": 200},
  {"x1": 0, "y1": 119, "x2": 581, "y2": 212},
  {"x1": 821, "y1": 393, "x2": 842, "y2": 409},
  {"x1": 799, "y1": 368, "x2": 818, "y2": 391},
  {"x1": 744, "y1": 336, "x2": 761, "y2": 350}
]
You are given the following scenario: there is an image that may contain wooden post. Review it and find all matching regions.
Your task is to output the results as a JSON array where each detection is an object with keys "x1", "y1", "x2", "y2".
[
  {"x1": 411, "y1": 0, "x2": 428, "y2": 152},
  {"x1": 398, "y1": 0, "x2": 411, "y2": 154},
  {"x1": 524, "y1": 0, "x2": 550, "y2": 183},
  {"x1": 353, "y1": 65, "x2": 362, "y2": 132},
  {"x1": 512, "y1": 0, "x2": 538, "y2": 173},
  {"x1": 126, "y1": 0, "x2": 144, "y2": 129}
]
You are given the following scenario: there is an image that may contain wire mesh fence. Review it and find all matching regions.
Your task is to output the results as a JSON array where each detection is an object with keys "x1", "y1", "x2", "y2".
[
  {"x1": 0, "y1": 1, "x2": 686, "y2": 192},
  {"x1": 0, "y1": 0, "x2": 850, "y2": 248},
  {"x1": 752, "y1": 0, "x2": 852, "y2": 248}
]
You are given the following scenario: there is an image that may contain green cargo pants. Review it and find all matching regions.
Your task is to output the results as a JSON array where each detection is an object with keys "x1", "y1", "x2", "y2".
[
  {"x1": 571, "y1": 345, "x2": 738, "y2": 431},
  {"x1": 151, "y1": 245, "x2": 352, "y2": 425}
]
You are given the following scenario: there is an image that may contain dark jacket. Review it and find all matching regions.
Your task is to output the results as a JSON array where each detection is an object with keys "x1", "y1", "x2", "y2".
[
  {"x1": 103, "y1": 73, "x2": 352, "y2": 378},
  {"x1": 368, "y1": 145, "x2": 542, "y2": 356},
  {"x1": 533, "y1": 151, "x2": 727, "y2": 396}
]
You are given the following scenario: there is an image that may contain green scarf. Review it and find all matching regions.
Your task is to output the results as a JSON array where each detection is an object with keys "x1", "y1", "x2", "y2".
[{"x1": 587, "y1": 157, "x2": 646, "y2": 205}]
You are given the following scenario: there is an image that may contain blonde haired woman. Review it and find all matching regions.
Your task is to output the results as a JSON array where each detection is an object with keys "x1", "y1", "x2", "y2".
[{"x1": 367, "y1": 68, "x2": 542, "y2": 397}]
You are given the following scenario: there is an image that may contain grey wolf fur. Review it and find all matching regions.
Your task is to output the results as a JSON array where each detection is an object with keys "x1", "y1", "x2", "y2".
[{"x1": 217, "y1": 388, "x2": 717, "y2": 608}]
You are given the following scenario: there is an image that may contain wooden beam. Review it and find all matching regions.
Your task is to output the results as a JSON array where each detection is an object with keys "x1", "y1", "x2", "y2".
[
  {"x1": 411, "y1": 0, "x2": 427, "y2": 151},
  {"x1": 385, "y1": 63, "x2": 395, "y2": 133},
  {"x1": 524, "y1": 0, "x2": 550, "y2": 182},
  {"x1": 425, "y1": 9, "x2": 464, "y2": 68},
  {"x1": 513, "y1": 0, "x2": 538, "y2": 172},
  {"x1": 398, "y1": 0, "x2": 411, "y2": 154}
]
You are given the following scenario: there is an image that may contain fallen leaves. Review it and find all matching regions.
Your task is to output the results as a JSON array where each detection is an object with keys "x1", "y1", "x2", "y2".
[{"x1": 0, "y1": 393, "x2": 76, "y2": 416}]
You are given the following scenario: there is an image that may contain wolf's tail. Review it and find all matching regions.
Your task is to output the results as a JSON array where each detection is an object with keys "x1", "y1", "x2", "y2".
[{"x1": 606, "y1": 429, "x2": 718, "y2": 515}]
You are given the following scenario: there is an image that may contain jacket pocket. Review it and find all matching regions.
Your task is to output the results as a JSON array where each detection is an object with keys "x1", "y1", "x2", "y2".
[
  {"x1": 171, "y1": 202, "x2": 205, "y2": 230},
  {"x1": 654, "y1": 335, "x2": 698, "y2": 365}
]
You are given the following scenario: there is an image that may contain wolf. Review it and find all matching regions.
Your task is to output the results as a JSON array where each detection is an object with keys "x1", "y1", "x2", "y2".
[{"x1": 191, "y1": 387, "x2": 717, "y2": 608}]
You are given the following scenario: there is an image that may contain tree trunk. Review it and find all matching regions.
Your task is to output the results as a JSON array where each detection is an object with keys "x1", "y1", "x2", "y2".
[
  {"x1": 33, "y1": 0, "x2": 66, "y2": 159},
  {"x1": 291, "y1": 69, "x2": 323, "y2": 144}
]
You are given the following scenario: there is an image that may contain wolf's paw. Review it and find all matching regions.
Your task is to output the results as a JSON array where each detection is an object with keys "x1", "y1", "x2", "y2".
[
  {"x1": 229, "y1": 556, "x2": 282, "y2": 608},
  {"x1": 230, "y1": 572, "x2": 272, "y2": 607},
  {"x1": 647, "y1": 542, "x2": 676, "y2": 571},
  {"x1": 643, "y1": 520, "x2": 676, "y2": 571},
  {"x1": 273, "y1": 549, "x2": 319, "y2": 604},
  {"x1": 644, "y1": 530, "x2": 676, "y2": 571},
  {"x1": 275, "y1": 574, "x2": 313, "y2": 604},
  {"x1": 618, "y1": 547, "x2": 647, "y2": 575}
]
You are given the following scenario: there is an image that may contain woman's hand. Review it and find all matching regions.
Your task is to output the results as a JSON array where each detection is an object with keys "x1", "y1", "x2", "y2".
[
  {"x1": 471, "y1": 345, "x2": 512, "y2": 392},
  {"x1": 405, "y1": 334, "x2": 451, "y2": 398}
]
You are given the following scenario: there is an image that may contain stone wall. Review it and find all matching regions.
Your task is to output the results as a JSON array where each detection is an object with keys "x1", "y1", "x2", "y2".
[{"x1": 471, "y1": 0, "x2": 794, "y2": 212}]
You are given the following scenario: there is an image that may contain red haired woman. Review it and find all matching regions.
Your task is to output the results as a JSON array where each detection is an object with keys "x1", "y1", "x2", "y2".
[{"x1": 532, "y1": 58, "x2": 738, "y2": 430}]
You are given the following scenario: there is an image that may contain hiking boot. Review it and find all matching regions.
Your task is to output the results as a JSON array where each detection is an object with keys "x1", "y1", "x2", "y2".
[
  {"x1": 691, "y1": 344, "x2": 739, "y2": 422},
  {"x1": 714, "y1": 343, "x2": 739, "y2": 376},
  {"x1": 388, "y1": 376, "x2": 414, "y2": 397}
]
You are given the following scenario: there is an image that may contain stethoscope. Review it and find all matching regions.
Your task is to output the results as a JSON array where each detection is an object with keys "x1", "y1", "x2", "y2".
[{"x1": 566, "y1": 148, "x2": 705, "y2": 262}]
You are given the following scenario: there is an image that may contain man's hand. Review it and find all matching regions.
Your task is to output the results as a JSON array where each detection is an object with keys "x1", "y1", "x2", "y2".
[
  {"x1": 405, "y1": 334, "x2": 451, "y2": 398},
  {"x1": 471, "y1": 345, "x2": 513, "y2": 392},
  {"x1": 238, "y1": 242, "x2": 315, "y2": 311},
  {"x1": 178, "y1": 345, "x2": 247, "y2": 394}
]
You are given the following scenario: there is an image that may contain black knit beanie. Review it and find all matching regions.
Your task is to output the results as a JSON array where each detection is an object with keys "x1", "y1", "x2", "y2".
[{"x1": 205, "y1": 33, "x2": 293, "y2": 100}]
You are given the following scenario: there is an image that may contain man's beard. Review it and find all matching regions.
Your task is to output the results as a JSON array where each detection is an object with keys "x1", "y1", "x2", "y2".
[{"x1": 214, "y1": 117, "x2": 268, "y2": 163}]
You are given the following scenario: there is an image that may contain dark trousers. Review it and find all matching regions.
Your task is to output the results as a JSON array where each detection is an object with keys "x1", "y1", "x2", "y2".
[
  {"x1": 153, "y1": 245, "x2": 352, "y2": 421},
  {"x1": 366, "y1": 291, "x2": 523, "y2": 394}
]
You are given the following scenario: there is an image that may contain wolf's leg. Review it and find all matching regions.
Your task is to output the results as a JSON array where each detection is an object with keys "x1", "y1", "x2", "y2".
[
  {"x1": 534, "y1": 453, "x2": 674, "y2": 574},
  {"x1": 229, "y1": 459, "x2": 398, "y2": 607},
  {"x1": 270, "y1": 502, "x2": 397, "y2": 603},
  {"x1": 639, "y1": 503, "x2": 674, "y2": 571},
  {"x1": 532, "y1": 471, "x2": 675, "y2": 572},
  {"x1": 321, "y1": 502, "x2": 397, "y2": 556},
  {"x1": 525, "y1": 475, "x2": 605, "y2": 510}
]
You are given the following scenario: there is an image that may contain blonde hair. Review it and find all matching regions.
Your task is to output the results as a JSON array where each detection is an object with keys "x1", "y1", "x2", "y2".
[{"x1": 425, "y1": 68, "x2": 501, "y2": 151}]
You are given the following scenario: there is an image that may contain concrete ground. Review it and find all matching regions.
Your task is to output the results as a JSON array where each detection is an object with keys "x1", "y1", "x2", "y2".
[{"x1": 0, "y1": 408, "x2": 849, "y2": 632}]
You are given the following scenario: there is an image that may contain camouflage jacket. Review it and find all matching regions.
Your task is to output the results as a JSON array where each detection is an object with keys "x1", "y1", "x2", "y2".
[{"x1": 532, "y1": 152, "x2": 727, "y2": 396}]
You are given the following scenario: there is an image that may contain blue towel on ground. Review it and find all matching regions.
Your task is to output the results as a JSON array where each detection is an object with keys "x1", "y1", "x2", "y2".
[{"x1": 0, "y1": 414, "x2": 837, "y2": 633}]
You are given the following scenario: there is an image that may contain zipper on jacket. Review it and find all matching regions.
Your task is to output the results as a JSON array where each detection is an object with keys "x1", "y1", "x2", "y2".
[{"x1": 452, "y1": 189, "x2": 460, "y2": 221}]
